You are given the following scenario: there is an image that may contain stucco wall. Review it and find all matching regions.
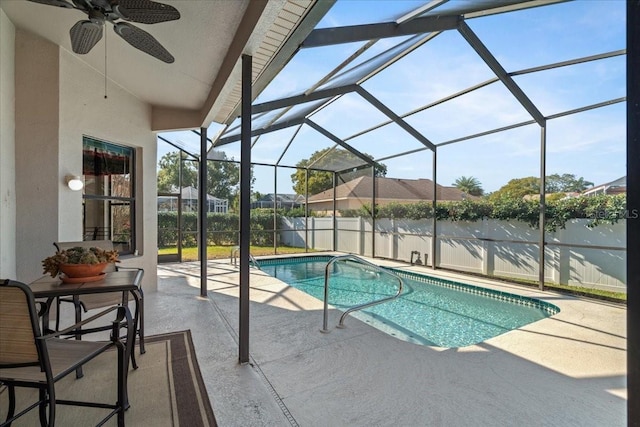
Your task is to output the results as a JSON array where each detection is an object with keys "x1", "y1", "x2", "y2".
[
  {"x1": 58, "y1": 49, "x2": 158, "y2": 291},
  {"x1": 0, "y1": 10, "x2": 16, "y2": 280},
  {"x1": 14, "y1": 29, "x2": 60, "y2": 283},
  {"x1": 12, "y1": 29, "x2": 158, "y2": 290}
]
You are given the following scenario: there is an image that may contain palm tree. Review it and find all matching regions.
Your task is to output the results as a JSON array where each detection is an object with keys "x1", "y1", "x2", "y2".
[{"x1": 452, "y1": 176, "x2": 484, "y2": 196}]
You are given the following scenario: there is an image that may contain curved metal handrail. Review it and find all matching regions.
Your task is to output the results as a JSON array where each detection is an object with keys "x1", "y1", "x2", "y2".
[
  {"x1": 249, "y1": 254, "x2": 261, "y2": 270},
  {"x1": 321, "y1": 255, "x2": 403, "y2": 333},
  {"x1": 230, "y1": 246, "x2": 261, "y2": 270}
]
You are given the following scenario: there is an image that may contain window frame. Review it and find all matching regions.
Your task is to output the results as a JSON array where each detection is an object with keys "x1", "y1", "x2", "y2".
[{"x1": 82, "y1": 136, "x2": 136, "y2": 255}]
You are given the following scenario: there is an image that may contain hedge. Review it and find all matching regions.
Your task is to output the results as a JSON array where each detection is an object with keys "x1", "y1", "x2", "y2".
[
  {"x1": 158, "y1": 210, "x2": 281, "y2": 248},
  {"x1": 339, "y1": 194, "x2": 628, "y2": 232},
  {"x1": 158, "y1": 194, "x2": 627, "y2": 247}
]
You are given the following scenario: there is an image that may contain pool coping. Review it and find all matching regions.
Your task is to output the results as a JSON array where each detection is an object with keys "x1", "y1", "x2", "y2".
[{"x1": 259, "y1": 254, "x2": 560, "y2": 316}]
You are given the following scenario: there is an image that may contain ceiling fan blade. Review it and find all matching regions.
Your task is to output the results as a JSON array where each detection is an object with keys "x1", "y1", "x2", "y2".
[
  {"x1": 114, "y1": 0, "x2": 180, "y2": 24},
  {"x1": 27, "y1": 0, "x2": 75, "y2": 8},
  {"x1": 70, "y1": 20, "x2": 104, "y2": 54},
  {"x1": 113, "y1": 22, "x2": 174, "y2": 63}
]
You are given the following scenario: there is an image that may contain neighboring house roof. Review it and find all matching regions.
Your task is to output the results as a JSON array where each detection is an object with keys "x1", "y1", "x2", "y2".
[
  {"x1": 258, "y1": 194, "x2": 305, "y2": 204},
  {"x1": 307, "y1": 176, "x2": 474, "y2": 203},
  {"x1": 168, "y1": 186, "x2": 226, "y2": 202},
  {"x1": 582, "y1": 176, "x2": 626, "y2": 196}
]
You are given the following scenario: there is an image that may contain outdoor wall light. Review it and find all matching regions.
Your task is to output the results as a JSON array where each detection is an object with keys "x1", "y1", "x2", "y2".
[{"x1": 66, "y1": 175, "x2": 84, "y2": 191}]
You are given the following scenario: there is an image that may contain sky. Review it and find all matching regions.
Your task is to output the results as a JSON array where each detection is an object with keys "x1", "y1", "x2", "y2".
[{"x1": 158, "y1": 0, "x2": 626, "y2": 196}]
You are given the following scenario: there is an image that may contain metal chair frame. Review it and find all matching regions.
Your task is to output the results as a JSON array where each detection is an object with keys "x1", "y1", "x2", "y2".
[{"x1": 0, "y1": 279, "x2": 133, "y2": 427}]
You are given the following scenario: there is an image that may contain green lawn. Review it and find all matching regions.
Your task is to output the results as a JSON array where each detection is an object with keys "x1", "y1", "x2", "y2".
[
  {"x1": 158, "y1": 245, "x2": 313, "y2": 262},
  {"x1": 487, "y1": 274, "x2": 627, "y2": 303}
]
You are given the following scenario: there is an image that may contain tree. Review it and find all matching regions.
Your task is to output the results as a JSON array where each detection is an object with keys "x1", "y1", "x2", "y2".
[
  {"x1": 252, "y1": 191, "x2": 265, "y2": 203},
  {"x1": 157, "y1": 150, "x2": 248, "y2": 203},
  {"x1": 452, "y1": 176, "x2": 484, "y2": 196},
  {"x1": 490, "y1": 177, "x2": 540, "y2": 200},
  {"x1": 545, "y1": 173, "x2": 593, "y2": 193},
  {"x1": 490, "y1": 174, "x2": 594, "y2": 200},
  {"x1": 206, "y1": 152, "x2": 242, "y2": 202},
  {"x1": 291, "y1": 148, "x2": 387, "y2": 195},
  {"x1": 157, "y1": 151, "x2": 197, "y2": 192}
]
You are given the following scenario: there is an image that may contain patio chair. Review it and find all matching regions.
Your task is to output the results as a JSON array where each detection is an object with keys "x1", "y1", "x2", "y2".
[
  {"x1": 53, "y1": 240, "x2": 145, "y2": 366},
  {"x1": 0, "y1": 279, "x2": 132, "y2": 427}
]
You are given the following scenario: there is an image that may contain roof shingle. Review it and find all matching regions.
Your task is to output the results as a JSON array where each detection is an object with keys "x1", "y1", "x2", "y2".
[{"x1": 307, "y1": 176, "x2": 474, "y2": 203}]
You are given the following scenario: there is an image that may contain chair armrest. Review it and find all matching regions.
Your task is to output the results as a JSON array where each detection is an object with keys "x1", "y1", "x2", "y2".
[
  {"x1": 115, "y1": 266, "x2": 144, "y2": 275},
  {"x1": 114, "y1": 266, "x2": 144, "y2": 287}
]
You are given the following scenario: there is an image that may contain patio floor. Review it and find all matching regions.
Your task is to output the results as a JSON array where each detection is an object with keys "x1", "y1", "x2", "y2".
[{"x1": 145, "y1": 253, "x2": 626, "y2": 426}]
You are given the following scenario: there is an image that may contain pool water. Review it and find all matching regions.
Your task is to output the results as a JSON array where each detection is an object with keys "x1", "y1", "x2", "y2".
[{"x1": 260, "y1": 256, "x2": 559, "y2": 348}]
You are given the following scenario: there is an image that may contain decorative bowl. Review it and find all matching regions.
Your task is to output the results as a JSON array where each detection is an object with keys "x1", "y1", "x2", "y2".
[{"x1": 59, "y1": 262, "x2": 108, "y2": 278}]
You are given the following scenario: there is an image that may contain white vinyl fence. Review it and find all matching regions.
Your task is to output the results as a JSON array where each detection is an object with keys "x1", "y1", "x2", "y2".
[{"x1": 280, "y1": 217, "x2": 626, "y2": 293}]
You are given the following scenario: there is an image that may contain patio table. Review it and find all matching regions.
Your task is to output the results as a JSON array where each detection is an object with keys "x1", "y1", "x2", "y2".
[{"x1": 29, "y1": 269, "x2": 144, "y2": 371}]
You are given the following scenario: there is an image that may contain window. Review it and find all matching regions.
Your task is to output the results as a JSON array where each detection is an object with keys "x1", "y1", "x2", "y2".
[{"x1": 82, "y1": 137, "x2": 135, "y2": 254}]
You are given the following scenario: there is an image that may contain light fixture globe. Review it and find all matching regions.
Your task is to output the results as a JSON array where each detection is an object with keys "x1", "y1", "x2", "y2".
[{"x1": 66, "y1": 175, "x2": 84, "y2": 191}]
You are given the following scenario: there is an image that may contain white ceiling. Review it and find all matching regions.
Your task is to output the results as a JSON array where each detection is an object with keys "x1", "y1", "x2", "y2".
[{"x1": 0, "y1": 0, "x2": 328, "y2": 130}]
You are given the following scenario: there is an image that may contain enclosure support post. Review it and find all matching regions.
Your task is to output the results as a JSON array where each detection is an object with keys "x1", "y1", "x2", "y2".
[
  {"x1": 626, "y1": 1, "x2": 640, "y2": 423},
  {"x1": 178, "y1": 151, "x2": 183, "y2": 262},
  {"x1": 332, "y1": 172, "x2": 337, "y2": 251},
  {"x1": 431, "y1": 149, "x2": 437, "y2": 269},
  {"x1": 538, "y1": 124, "x2": 547, "y2": 291},
  {"x1": 305, "y1": 168, "x2": 309, "y2": 252},
  {"x1": 198, "y1": 127, "x2": 207, "y2": 297},
  {"x1": 371, "y1": 166, "x2": 376, "y2": 259},
  {"x1": 239, "y1": 54, "x2": 252, "y2": 364},
  {"x1": 274, "y1": 165, "x2": 278, "y2": 255}
]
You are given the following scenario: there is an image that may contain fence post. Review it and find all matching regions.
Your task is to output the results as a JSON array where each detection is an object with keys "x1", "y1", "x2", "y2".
[
  {"x1": 358, "y1": 217, "x2": 364, "y2": 255},
  {"x1": 390, "y1": 218, "x2": 397, "y2": 259},
  {"x1": 310, "y1": 217, "x2": 315, "y2": 250},
  {"x1": 482, "y1": 217, "x2": 490, "y2": 275},
  {"x1": 557, "y1": 226, "x2": 569, "y2": 285}
]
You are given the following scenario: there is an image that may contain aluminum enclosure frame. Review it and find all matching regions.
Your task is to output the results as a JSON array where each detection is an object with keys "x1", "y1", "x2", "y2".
[
  {"x1": 159, "y1": 0, "x2": 632, "y2": 418},
  {"x1": 210, "y1": 0, "x2": 625, "y2": 293}
]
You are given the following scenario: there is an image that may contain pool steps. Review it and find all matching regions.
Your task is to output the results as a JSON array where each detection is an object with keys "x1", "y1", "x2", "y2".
[{"x1": 321, "y1": 254, "x2": 404, "y2": 332}]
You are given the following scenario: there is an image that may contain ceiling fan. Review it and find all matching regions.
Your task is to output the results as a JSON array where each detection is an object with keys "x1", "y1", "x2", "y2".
[{"x1": 27, "y1": 0, "x2": 180, "y2": 63}]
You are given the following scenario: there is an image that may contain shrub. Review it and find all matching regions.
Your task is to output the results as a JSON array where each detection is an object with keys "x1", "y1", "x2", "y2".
[
  {"x1": 157, "y1": 211, "x2": 285, "y2": 248},
  {"x1": 367, "y1": 194, "x2": 627, "y2": 232}
]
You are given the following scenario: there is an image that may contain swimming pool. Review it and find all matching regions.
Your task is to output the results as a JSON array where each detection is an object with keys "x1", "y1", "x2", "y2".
[{"x1": 260, "y1": 256, "x2": 559, "y2": 348}]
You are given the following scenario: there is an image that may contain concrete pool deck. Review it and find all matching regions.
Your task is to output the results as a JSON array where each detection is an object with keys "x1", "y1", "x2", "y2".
[{"x1": 149, "y1": 253, "x2": 626, "y2": 426}]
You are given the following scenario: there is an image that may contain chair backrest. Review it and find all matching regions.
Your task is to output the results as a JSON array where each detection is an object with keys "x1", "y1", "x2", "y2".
[
  {"x1": 54, "y1": 240, "x2": 118, "y2": 272},
  {"x1": 0, "y1": 280, "x2": 43, "y2": 367}
]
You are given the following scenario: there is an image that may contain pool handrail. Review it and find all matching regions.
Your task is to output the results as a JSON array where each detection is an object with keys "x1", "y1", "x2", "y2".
[
  {"x1": 250, "y1": 254, "x2": 261, "y2": 270},
  {"x1": 322, "y1": 255, "x2": 404, "y2": 333},
  {"x1": 230, "y1": 246, "x2": 261, "y2": 270}
]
